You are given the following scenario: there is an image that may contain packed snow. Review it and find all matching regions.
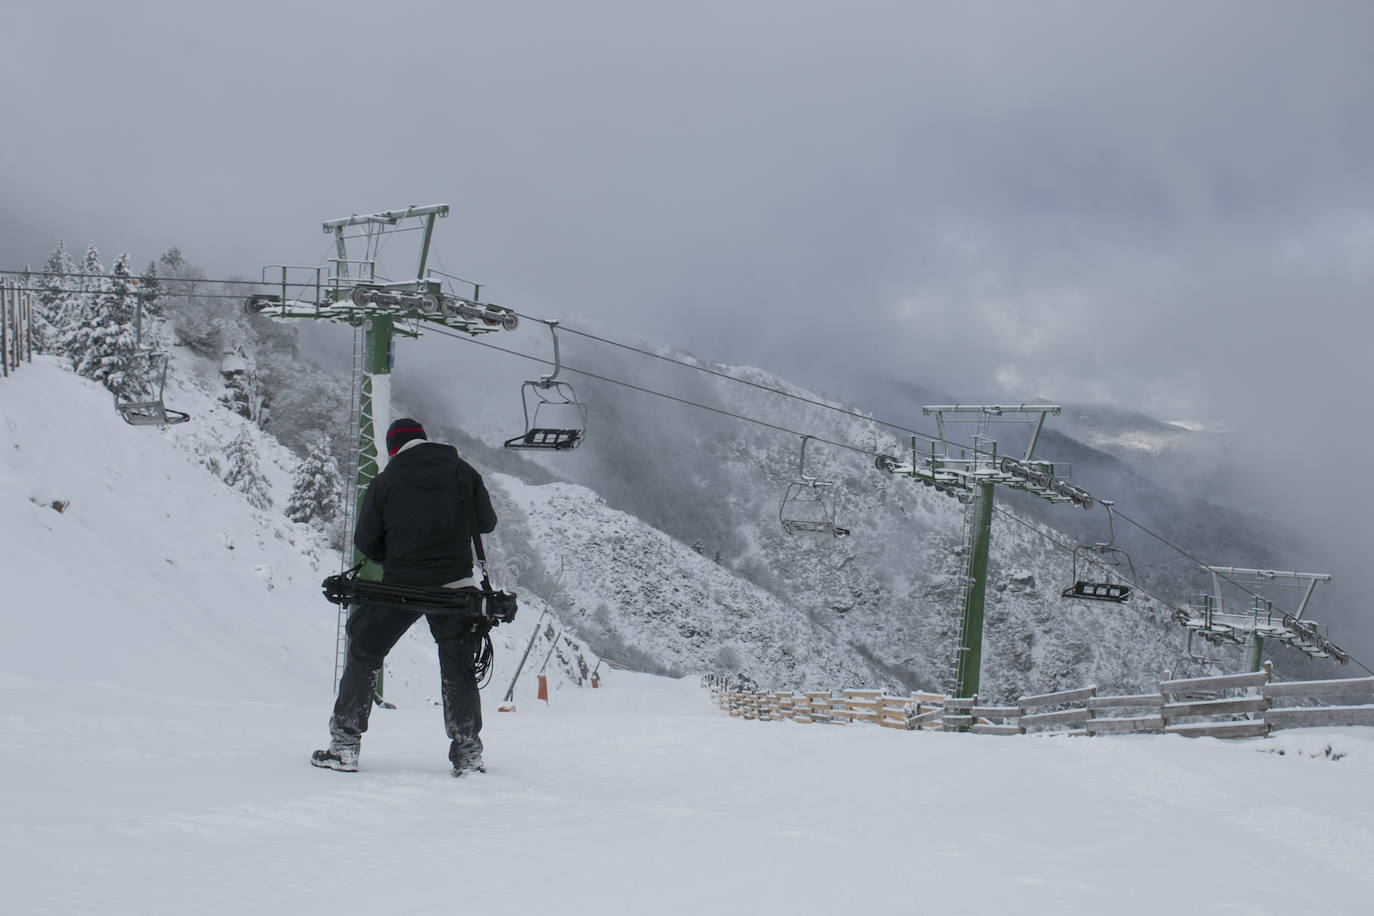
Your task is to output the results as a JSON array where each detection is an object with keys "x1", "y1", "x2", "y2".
[{"x1": 3, "y1": 357, "x2": 1374, "y2": 915}]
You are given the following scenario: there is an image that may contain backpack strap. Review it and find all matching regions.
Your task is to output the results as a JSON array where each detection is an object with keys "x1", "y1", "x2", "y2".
[{"x1": 462, "y1": 468, "x2": 494, "y2": 593}]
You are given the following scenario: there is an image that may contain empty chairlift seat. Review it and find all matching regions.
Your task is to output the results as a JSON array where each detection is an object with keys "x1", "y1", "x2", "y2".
[
  {"x1": 114, "y1": 353, "x2": 190, "y2": 428},
  {"x1": 503, "y1": 319, "x2": 586, "y2": 451}
]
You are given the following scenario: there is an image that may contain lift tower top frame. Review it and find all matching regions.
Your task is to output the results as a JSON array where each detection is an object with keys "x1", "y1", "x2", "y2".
[{"x1": 1183, "y1": 566, "x2": 1346, "y2": 667}]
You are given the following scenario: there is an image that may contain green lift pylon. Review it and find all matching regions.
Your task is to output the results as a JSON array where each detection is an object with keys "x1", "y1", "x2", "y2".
[
  {"x1": 247, "y1": 204, "x2": 520, "y2": 699},
  {"x1": 878, "y1": 405, "x2": 1093, "y2": 702}
]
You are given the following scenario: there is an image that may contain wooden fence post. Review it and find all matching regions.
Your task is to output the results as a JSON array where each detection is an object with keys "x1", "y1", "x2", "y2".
[
  {"x1": 2, "y1": 278, "x2": 10, "y2": 378},
  {"x1": 23, "y1": 285, "x2": 33, "y2": 364}
]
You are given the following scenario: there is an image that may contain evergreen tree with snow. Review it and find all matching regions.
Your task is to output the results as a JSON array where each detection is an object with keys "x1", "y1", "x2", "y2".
[
  {"x1": 137, "y1": 260, "x2": 162, "y2": 321},
  {"x1": 222, "y1": 427, "x2": 274, "y2": 510},
  {"x1": 33, "y1": 242, "x2": 78, "y2": 353},
  {"x1": 63, "y1": 253, "x2": 151, "y2": 401},
  {"x1": 58, "y1": 244, "x2": 103, "y2": 360},
  {"x1": 285, "y1": 436, "x2": 342, "y2": 527},
  {"x1": 77, "y1": 242, "x2": 105, "y2": 301}
]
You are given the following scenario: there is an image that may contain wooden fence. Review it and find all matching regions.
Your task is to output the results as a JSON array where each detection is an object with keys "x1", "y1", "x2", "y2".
[
  {"x1": 1, "y1": 276, "x2": 35, "y2": 378},
  {"x1": 704, "y1": 662, "x2": 1374, "y2": 739}
]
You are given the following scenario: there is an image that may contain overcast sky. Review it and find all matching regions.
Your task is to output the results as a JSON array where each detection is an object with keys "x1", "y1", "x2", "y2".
[{"x1": 4, "y1": 1, "x2": 1373, "y2": 597}]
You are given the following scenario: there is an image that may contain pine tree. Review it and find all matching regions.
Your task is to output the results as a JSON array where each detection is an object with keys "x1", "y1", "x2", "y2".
[
  {"x1": 137, "y1": 260, "x2": 162, "y2": 321},
  {"x1": 78, "y1": 242, "x2": 105, "y2": 302},
  {"x1": 222, "y1": 427, "x2": 274, "y2": 510},
  {"x1": 33, "y1": 242, "x2": 77, "y2": 353},
  {"x1": 64, "y1": 253, "x2": 150, "y2": 401},
  {"x1": 285, "y1": 436, "x2": 343, "y2": 527},
  {"x1": 59, "y1": 244, "x2": 103, "y2": 362}
]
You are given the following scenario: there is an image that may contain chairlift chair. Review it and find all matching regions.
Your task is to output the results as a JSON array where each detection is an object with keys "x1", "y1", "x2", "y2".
[
  {"x1": 1061, "y1": 500, "x2": 1135, "y2": 603},
  {"x1": 1170, "y1": 629, "x2": 1224, "y2": 680},
  {"x1": 115, "y1": 352, "x2": 191, "y2": 427},
  {"x1": 779, "y1": 436, "x2": 849, "y2": 538},
  {"x1": 504, "y1": 320, "x2": 586, "y2": 451}
]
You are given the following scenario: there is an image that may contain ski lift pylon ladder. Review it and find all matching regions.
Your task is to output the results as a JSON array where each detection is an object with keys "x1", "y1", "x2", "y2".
[
  {"x1": 504, "y1": 319, "x2": 587, "y2": 451},
  {"x1": 333, "y1": 325, "x2": 367, "y2": 692},
  {"x1": 778, "y1": 435, "x2": 849, "y2": 538},
  {"x1": 948, "y1": 492, "x2": 980, "y2": 695}
]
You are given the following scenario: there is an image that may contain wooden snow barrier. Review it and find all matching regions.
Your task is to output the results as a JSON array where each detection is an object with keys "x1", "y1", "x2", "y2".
[
  {"x1": 1085, "y1": 690, "x2": 1166, "y2": 736},
  {"x1": 701, "y1": 667, "x2": 1374, "y2": 739},
  {"x1": 1263, "y1": 674, "x2": 1374, "y2": 731},
  {"x1": 1159, "y1": 663, "x2": 1272, "y2": 740},
  {"x1": 1015, "y1": 686, "x2": 1096, "y2": 736}
]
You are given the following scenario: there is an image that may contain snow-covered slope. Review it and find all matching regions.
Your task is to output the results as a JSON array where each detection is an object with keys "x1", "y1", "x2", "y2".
[
  {"x1": 2, "y1": 356, "x2": 331, "y2": 698},
  {"x1": 0, "y1": 355, "x2": 591, "y2": 704},
  {"x1": 6, "y1": 354, "x2": 1374, "y2": 916}
]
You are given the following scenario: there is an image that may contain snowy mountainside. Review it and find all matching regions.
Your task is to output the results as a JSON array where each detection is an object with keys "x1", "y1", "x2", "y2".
[
  {"x1": 494, "y1": 475, "x2": 891, "y2": 688},
  {"x1": 401, "y1": 340, "x2": 1210, "y2": 699},
  {"x1": 1055, "y1": 403, "x2": 1203, "y2": 458}
]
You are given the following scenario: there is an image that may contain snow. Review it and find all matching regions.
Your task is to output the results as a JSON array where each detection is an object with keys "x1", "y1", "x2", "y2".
[{"x1": 4, "y1": 356, "x2": 1374, "y2": 915}]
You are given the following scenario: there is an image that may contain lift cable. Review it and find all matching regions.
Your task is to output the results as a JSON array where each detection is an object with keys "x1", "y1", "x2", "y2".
[
  {"x1": 4, "y1": 266, "x2": 945, "y2": 449},
  {"x1": 429, "y1": 325, "x2": 877, "y2": 460},
  {"x1": 0, "y1": 265, "x2": 948, "y2": 448},
  {"x1": 13, "y1": 264, "x2": 1362, "y2": 665},
  {"x1": 992, "y1": 504, "x2": 1374, "y2": 676},
  {"x1": 3, "y1": 268, "x2": 274, "y2": 287},
  {"x1": 501, "y1": 307, "x2": 943, "y2": 447}
]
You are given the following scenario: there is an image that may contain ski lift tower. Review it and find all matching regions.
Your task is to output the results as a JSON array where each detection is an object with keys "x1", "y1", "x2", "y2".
[
  {"x1": 1183, "y1": 567, "x2": 1347, "y2": 670},
  {"x1": 246, "y1": 204, "x2": 520, "y2": 695},
  {"x1": 876, "y1": 405, "x2": 1094, "y2": 701}
]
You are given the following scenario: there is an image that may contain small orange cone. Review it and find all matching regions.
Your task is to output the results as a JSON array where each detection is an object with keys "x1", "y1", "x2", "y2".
[
  {"x1": 537, "y1": 674, "x2": 549, "y2": 702},
  {"x1": 498, "y1": 703, "x2": 516, "y2": 713}
]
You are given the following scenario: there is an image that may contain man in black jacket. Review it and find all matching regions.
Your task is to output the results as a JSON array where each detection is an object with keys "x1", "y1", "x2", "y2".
[{"x1": 312, "y1": 417, "x2": 498, "y2": 776}]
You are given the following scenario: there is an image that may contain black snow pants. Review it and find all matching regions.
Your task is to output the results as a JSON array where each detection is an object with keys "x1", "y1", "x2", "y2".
[{"x1": 329, "y1": 603, "x2": 485, "y2": 766}]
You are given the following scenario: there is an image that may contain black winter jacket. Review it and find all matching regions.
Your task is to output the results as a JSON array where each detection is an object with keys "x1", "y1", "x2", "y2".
[{"x1": 354, "y1": 442, "x2": 498, "y2": 586}]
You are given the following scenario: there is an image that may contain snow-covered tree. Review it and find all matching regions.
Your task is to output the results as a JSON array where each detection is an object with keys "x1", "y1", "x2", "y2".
[
  {"x1": 33, "y1": 242, "x2": 78, "y2": 352},
  {"x1": 222, "y1": 427, "x2": 273, "y2": 510},
  {"x1": 58, "y1": 244, "x2": 102, "y2": 359},
  {"x1": 137, "y1": 260, "x2": 162, "y2": 321},
  {"x1": 285, "y1": 436, "x2": 342, "y2": 527},
  {"x1": 158, "y1": 247, "x2": 221, "y2": 355},
  {"x1": 76, "y1": 242, "x2": 105, "y2": 305},
  {"x1": 64, "y1": 253, "x2": 151, "y2": 401}
]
